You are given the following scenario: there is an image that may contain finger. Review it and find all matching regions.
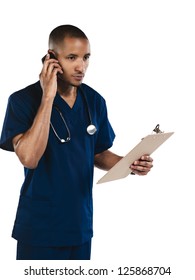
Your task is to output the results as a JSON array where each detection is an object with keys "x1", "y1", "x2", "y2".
[
  {"x1": 130, "y1": 165, "x2": 151, "y2": 176},
  {"x1": 46, "y1": 62, "x2": 63, "y2": 76},
  {"x1": 140, "y1": 155, "x2": 153, "y2": 162},
  {"x1": 140, "y1": 161, "x2": 153, "y2": 168},
  {"x1": 52, "y1": 67, "x2": 63, "y2": 77},
  {"x1": 130, "y1": 167, "x2": 148, "y2": 175},
  {"x1": 133, "y1": 170, "x2": 149, "y2": 176},
  {"x1": 132, "y1": 160, "x2": 153, "y2": 168},
  {"x1": 42, "y1": 54, "x2": 59, "y2": 73},
  {"x1": 40, "y1": 62, "x2": 63, "y2": 80},
  {"x1": 131, "y1": 165, "x2": 150, "y2": 172},
  {"x1": 131, "y1": 161, "x2": 153, "y2": 173}
]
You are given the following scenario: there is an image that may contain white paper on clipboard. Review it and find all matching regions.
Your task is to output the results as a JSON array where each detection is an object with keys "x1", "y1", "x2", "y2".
[{"x1": 97, "y1": 132, "x2": 174, "y2": 184}]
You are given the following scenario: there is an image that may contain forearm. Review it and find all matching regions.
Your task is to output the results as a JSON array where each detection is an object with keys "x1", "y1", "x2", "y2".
[
  {"x1": 94, "y1": 150, "x2": 123, "y2": 171},
  {"x1": 95, "y1": 149, "x2": 154, "y2": 176},
  {"x1": 13, "y1": 96, "x2": 54, "y2": 169}
]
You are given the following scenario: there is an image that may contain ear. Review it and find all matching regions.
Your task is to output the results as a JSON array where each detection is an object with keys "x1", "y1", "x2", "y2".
[
  {"x1": 41, "y1": 50, "x2": 57, "y2": 64},
  {"x1": 48, "y1": 49, "x2": 57, "y2": 58}
]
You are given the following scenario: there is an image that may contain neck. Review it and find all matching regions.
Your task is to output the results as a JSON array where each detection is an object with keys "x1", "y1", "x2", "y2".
[
  {"x1": 57, "y1": 79, "x2": 76, "y2": 96},
  {"x1": 57, "y1": 80, "x2": 78, "y2": 108}
]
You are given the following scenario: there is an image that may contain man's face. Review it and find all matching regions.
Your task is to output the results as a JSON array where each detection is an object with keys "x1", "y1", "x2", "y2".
[{"x1": 53, "y1": 37, "x2": 91, "y2": 87}]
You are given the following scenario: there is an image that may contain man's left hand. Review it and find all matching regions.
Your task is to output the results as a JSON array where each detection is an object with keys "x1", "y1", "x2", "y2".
[{"x1": 130, "y1": 155, "x2": 153, "y2": 176}]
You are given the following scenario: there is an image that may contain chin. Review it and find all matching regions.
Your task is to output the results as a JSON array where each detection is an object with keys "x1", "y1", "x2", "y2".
[
  {"x1": 58, "y1": 75, "x2": 83, "y2": 87},
  {"x1": 70, "y1": 80, "x2": 83, "y2": 87}
]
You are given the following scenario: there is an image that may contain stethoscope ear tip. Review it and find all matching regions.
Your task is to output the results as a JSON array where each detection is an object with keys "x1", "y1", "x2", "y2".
[{"x1": 60, "y1": 137, "x2": 71, "y2": 143}]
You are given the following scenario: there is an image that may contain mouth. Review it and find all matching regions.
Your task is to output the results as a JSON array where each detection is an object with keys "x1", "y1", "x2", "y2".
[{"x1": 72, "y1": 74, "x2": 84, "y2": 81}]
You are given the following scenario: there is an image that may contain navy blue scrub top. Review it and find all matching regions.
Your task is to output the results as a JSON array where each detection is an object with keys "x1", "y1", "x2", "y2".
[{"x1": 0, "y1": 81, "x2": 115, "y2": 247}]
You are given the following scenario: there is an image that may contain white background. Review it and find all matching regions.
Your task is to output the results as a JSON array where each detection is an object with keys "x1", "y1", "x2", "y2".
[{"x1": 0, "y1": 0, "x2": 194, "y2": 279}]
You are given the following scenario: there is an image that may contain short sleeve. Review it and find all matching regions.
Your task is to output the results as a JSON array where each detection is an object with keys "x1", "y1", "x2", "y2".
[
  {"x1": 94, "y1": 99, "x2": 115, "y2": 154},
  {"x1": 0, "y1": 94, "x2": 33, "y2": 152}
]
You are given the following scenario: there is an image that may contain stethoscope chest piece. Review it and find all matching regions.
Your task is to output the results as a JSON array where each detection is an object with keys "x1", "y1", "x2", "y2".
[{"x1": 87, "y1": 124, "x2": 97, "y2": 135}]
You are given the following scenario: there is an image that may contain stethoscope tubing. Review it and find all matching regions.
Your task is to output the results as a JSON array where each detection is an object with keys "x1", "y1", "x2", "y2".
[{"x1": 50, "y1": 86, "x2": 97, "y2": 143}]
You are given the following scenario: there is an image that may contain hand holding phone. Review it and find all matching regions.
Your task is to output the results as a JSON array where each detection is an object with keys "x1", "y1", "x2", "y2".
[{"x1": 39, "y1": 52, "x2": 63, "y2": 99}]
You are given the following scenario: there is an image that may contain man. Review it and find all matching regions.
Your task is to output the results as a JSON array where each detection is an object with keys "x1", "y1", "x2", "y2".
[{"x1": 0, "y1": 25, "x2": 153, "y2": 260}]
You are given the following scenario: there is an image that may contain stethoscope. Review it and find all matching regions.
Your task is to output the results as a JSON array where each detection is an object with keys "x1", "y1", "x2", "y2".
[{"x1": 50, "y1": 86, "x2": 97, "y2": 143}]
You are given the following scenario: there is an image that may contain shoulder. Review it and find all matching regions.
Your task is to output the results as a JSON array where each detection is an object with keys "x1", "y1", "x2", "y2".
[
  {"x1": 9, "y1": 81, "x2": 42, "y2": 106},
  {"x1": 80, "y1": 83, "x2": 106, "y2": 104}
]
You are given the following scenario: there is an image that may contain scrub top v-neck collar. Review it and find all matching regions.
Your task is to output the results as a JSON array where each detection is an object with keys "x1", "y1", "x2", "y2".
[
  {"x1": 54, "y1": 88, "x2": 81, "y2": 113},
  {"x1": 51, "y1": 87, "x2": 85, "y2": 138}
]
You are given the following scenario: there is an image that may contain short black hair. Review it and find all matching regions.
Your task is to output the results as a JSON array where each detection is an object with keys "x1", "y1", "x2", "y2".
[{"x1": 49, "y1": 24, "x2": 88, "y2": 46}]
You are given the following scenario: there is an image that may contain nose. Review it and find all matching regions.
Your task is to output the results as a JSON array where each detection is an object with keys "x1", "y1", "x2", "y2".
[{"x1": 75, "y1": 59, "x2": 87, "y2": 73}]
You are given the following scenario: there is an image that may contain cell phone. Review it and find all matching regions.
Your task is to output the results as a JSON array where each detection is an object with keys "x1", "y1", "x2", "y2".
[{"x1": 41, "y1": 52, "x2": 56, "y2": 63}]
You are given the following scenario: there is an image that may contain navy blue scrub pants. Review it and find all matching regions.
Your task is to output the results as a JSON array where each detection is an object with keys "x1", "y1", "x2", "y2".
[{"x1": 16, "y1": 240, "x2": 91, "y2": 260}]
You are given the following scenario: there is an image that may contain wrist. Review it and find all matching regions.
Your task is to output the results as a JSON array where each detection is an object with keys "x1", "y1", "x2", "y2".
[{"x1": 41, "y1": 93, "x2": 55, "y2": 105}]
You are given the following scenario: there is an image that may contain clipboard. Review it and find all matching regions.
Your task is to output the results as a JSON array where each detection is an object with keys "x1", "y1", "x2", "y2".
[{"x1": 97, "y1": 128, "x2": 174, "y2": 184}]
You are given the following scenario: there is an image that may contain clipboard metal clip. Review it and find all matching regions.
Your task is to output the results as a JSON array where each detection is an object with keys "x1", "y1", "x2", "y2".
[{"x1": 153, "y1": 124, "x2": 164, "y2": 134}]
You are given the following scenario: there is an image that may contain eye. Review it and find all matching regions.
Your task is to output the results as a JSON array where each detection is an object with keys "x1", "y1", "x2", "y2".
[
  {"x1": 84, "y1": 54, "x2": 90, "y2": 61},
  {"x1": 67, "y1": 55, "x2": 76, "y2": 61}
]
